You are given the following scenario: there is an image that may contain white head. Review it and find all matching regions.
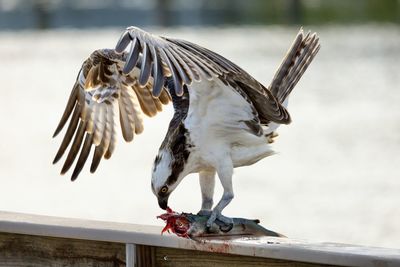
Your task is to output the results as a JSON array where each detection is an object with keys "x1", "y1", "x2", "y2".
[{"x1": 151, "y1": 148, "x2": 187, "y2": 210}]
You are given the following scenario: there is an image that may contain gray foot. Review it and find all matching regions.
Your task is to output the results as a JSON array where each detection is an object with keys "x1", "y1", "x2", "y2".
[
  {"x1": 197, "y1": 209, "x2": 212, "y2": 216},
  {"x1": 206, "y1": 211, "x2": 234, "y2": 232}
]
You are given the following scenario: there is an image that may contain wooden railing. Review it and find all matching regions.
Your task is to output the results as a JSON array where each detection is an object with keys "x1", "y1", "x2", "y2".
[{"x1": 0, "y1": 211, "x2": 399, "y2": 266}]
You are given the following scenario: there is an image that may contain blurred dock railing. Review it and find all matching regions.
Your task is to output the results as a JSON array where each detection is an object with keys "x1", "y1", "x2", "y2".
[{"x1": 0, "y1": 211, "x2": 399, "y2": 266}]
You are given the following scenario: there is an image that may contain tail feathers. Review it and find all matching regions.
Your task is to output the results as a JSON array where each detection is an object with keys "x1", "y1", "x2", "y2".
[{"x1": 269, "y1": 28, "x2": 320, "y2": 104}]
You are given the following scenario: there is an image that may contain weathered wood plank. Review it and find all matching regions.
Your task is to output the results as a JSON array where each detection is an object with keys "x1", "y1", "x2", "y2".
[
  {"x1": 0, "y1": 232, "x2": 338, "y2": 267},
  {"x1": 0, "y1": 232, "x2": 125, "y2": 267},
  {"x1": 136, "y1": 245, "x2": 156, "y2": 267},
  {"x1": 1, "y1": 211, "x2": 400, "y2": 267},
  {"x1": 154, "y1": 247, "x2": 338, "y2": 267}
]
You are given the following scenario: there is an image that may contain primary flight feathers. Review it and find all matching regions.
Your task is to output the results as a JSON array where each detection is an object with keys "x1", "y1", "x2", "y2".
[
  {"x1": 52, "y1": 49, "x2": 171, "y2": 181},
  {"x1": 53, "y1": 27, "x2": 320, "y2": 181}
]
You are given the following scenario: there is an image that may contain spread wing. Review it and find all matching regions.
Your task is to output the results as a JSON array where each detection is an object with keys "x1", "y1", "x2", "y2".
[
  {"x1": 53, "y1": 49, "x2": 171, "y2": 180},
  {"x1": 54, "y1": 27, "x2": 318, "y2": 180},
  {"x1": 116, "y1": 26, "x2": 294, "y2": 125}
]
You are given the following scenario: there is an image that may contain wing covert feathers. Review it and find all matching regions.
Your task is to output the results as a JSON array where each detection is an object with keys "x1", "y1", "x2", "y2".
[
  {"x1": 53, "y1": 49, "x2": 170, "y2": 180},
  {"x1": 114, "y1": 26, "x2": 318, "y2": 126},
  {"x1": 115, "y1": 26, "x2": 250, "y2": 97}
]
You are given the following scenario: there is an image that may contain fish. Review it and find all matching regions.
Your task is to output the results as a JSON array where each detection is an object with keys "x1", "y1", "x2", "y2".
[{"x1": 157, "y1": 208, "x2": 286, "y2": 240}]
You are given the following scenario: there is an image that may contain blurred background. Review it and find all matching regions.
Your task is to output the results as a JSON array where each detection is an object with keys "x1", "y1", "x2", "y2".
[
  {"x1": 0, "y1": 0, "x2": 399, "y2": 28},
  {"x1": 0, "y1": 0, "x2": 399, "y2": 249}
]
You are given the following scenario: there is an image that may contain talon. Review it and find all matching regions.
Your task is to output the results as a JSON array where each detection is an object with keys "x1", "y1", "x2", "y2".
[
  {"x1": 215, "y1": 214, "x2": 234, "y2": 232},
  {"x1": 218, "y1": 222, "x2": 233, "y2": 233}
]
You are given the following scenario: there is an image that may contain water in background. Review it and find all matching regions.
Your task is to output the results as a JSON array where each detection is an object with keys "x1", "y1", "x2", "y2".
[
  {"x1": 0, "y1": 0, "x2": 399, "y2": 29},
  {"x1": 0, "y1": 25, "x2": 399, "y2": 248}
]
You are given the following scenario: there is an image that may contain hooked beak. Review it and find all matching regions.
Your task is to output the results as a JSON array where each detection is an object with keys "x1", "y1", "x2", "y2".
[{"x1": 158, "y1": 197, "x2": 169, "y2": 210}]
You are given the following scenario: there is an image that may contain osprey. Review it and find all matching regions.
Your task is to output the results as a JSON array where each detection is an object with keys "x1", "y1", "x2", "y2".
[{"x1": 53, "y1": 27, "x2": 320, "y2": 228}]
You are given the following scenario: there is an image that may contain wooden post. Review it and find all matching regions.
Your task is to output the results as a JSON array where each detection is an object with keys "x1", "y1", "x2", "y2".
[{"x1": 126, "y1": 243, "x2": 136, "y2": 267}]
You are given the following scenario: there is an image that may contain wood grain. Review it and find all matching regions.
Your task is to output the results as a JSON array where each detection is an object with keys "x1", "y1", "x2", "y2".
[
  {"x1": 155, "y1": 247, "x2": 338, "y2": 267},
  {"x1": 0, "y1": 232, "x2": 125, "y2": 267},
  {"x1": 136, "y1": 245, "x2": 156, "y2": 267},
  {"x1": 0, "y1": 232, "x2": 355, "y2": 267}
]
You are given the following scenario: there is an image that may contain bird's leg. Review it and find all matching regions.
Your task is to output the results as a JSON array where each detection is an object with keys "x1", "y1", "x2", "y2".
[
  {"x1": 206, "y1": 159, "x2": 234, "y2": 229},
  {"x1": 197, "y1": 170, "x2": 216, "y2": 216}
]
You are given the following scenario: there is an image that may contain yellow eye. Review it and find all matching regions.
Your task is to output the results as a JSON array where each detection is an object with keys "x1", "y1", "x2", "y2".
[{"x1": 161, "y1": 186, "x2": 168, "y2": 193}]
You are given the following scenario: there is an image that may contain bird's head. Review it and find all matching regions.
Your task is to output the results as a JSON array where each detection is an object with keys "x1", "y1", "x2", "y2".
[{"x1": 151, "y1": 149, "x2": 187, "y2": 210}]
